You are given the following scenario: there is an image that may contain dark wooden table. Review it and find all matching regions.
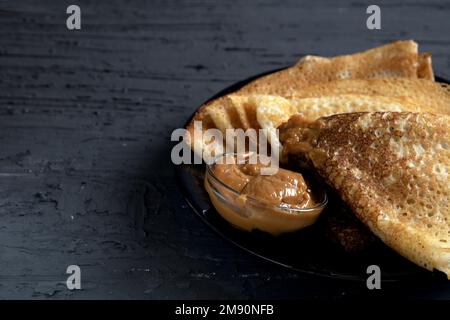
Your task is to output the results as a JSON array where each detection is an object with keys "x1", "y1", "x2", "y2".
[{"x1": 0, "y1": 0, "x2": 449, "y2": 299}]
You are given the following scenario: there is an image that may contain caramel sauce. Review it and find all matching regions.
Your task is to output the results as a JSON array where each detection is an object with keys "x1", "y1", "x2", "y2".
[
  {"x1": 213, "y1": 162, "x2": 315, "y2": 208},
  {"x1": 205, "y1": 156, "x2": 325, "y2": 235}
]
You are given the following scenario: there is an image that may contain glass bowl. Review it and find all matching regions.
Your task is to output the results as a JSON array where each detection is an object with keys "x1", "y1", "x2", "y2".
[{"x1": 204, "y1": 153, "x2": 328, "y2": 235}]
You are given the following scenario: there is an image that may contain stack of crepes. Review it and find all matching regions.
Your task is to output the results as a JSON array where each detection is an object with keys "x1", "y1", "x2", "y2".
[{"x1": 185, "y1": 40, "x2": 450, "y2": 278}]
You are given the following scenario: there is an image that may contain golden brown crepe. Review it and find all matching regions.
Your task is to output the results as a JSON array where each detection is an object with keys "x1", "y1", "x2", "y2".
[
  {"x1": 185, "y1": 41, "x2": 438, "y2": 158},
  {"x1": 279, "y1": 112, "x2": 450, "y2": 277},
  {"x1": 288, "y1": 77, "x2": 449, "y2": 113},
  {"x1": 255, "y1": 93, "x2": 450, "y2": 139},
  {"x1": 239, "y1": 40, "x2": 426, "y2": 95}
]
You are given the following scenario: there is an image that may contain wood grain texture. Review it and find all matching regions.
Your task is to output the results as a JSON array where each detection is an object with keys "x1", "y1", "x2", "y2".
[{"x1": 0, "y1": 0, "x2": 449, "y2": 299}]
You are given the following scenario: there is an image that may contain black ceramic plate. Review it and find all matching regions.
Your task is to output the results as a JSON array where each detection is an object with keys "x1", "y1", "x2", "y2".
[{"x1": 175, "y1": 69, "x2": 449, "y2": 281}]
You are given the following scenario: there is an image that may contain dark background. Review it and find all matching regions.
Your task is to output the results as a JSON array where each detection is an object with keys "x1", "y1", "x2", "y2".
[{"x1": 0, "y1": 0, "x2": 449, "y2": 299}]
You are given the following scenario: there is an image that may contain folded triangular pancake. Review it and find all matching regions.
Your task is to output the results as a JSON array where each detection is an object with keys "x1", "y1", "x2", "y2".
[
  {"x1": 239, "y1": 40, "x2": 425, "y2": 95},
  {"x1": 255, "y1": 93, "x2": 449, "y2": 136},
  {"x1": 279, "y1": 112, "x2": 450, "y2": 277},
  {"x1": 185, "y1": 41, "x2": 437, "y2": 159}
]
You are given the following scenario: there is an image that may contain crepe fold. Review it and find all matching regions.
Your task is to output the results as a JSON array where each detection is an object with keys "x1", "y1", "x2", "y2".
[{"x1": 279, "y1": 112, "x2": 450, "y2": 277}]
